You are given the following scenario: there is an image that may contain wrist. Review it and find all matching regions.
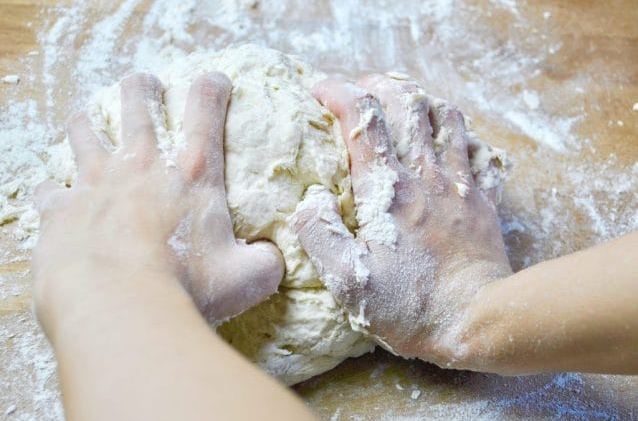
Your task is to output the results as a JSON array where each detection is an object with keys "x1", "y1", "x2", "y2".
[
  {"x1": 33, "y1": 252, "x2": 182, "y2": 347},
  {"x1": 425, "y1": 260, "x2": 513, "y2": 370}
]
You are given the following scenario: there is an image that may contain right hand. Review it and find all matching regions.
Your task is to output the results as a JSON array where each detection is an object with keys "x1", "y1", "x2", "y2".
[{"x1": 291, "y1": 75, "x2": 512, "y2": 363}]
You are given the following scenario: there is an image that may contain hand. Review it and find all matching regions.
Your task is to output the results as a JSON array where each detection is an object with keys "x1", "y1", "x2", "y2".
[
  {"x1": 32, "y1": 72, "x2": 283, "y2": 339},
  {"x1": 291, "y1": 74, "x2": 511, "y2": 364}
]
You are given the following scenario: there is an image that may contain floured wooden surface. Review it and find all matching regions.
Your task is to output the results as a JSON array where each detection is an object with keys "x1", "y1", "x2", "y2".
[
  {"x1": 1, "y1": 0, "x2": 637, "y2": 419},
  {"x1": 295, "y1": 352, "x2": 638, "y2": 420}
]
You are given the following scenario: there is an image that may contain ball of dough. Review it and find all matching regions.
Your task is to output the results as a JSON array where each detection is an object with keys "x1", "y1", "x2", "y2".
[{"x1": 85, "y1": 45, "x2": 508, "y2": 385}]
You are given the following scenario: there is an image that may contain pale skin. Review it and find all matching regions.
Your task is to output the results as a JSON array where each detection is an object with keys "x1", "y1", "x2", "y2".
[
  {"x1": 295, "y1": 75, "x2": 638, "y2": 375},
  {"x1": 33, "y1": 72, "x2": 317, "y2": 421},
  {"x1": 32, "y1": 72, "x2": 637, "y2": 420}
]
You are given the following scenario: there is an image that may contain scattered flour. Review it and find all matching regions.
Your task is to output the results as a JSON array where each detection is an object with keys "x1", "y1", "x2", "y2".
[
  {"x1": 5, "y1": 405, "x2": 17, "y2": 415},
  {"x1": 329, "y1": 407, "x2": 342, "y2": 421},
  {"x1": 521, "y1": 90, "x2": 540, "y2": 110},
  {"x1": 1, "y1": 1, "x2": 636, "y2": 420},
  {"x1": 455, "y1": 182, "x2": 470, "y2": 198},
  {"x1": 354, "y1": 160, "x2": 400, "y2": 248},
  {"x1": 503, "y1": 110, "x2": 573, "y2": 153},
  {"x1": 1, "y1": 75, "x2": 20, "y2": 84}
]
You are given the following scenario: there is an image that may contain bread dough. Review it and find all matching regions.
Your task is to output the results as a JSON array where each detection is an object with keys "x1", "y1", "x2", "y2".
[{"x1": 86, "y1": 45, "x2": 508, "y2": 385}]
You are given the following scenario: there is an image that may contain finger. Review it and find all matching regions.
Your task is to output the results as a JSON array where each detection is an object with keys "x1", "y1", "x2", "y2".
[
  {"x1": 120, "y1": 73, "x2": 164, "y2": 160},
  {"x1": 34, "y1": 180, "x2": 64, "y2": 215},
  {"x1": 484, "y1": 187, "x2": 499, "y2": 208},
  {"x1": 312, "y1": 78, "x2": 401, "y2": 187},
  {"x1": 66, "y1": 111, "x2": 110, "y2": 181},
  {"x1": 357, "y1": 73, "x2": 436, "y2": 175},
  {"x1": 290, "y1": 185, "x2": 367, "y2": 308},
  {"x1": 208, "y1": 241, "x2": 284, "y2": 322},
  {"x1": 429, "y1": 102, "x2": 472, "y2": 179},
  {"x1": 180, "y1": 72, "x2": 232, "y2": 183},
  {"x1": 200, "y1": 194, "x2": 236, "y2": 245},
  {"x1": 467, "y1": 137, "x2": 507, "y2": 207}
]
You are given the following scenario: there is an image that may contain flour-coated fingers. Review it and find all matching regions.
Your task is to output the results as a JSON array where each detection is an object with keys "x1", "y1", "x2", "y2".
[
  {"x1": 290, "y1": 185, "x2": 367, "y2": 308},
  {"x1": 313, "y1": 78, "x2": 402, "y2": 195},
  {"x1": 430, "y1": 104, "x2": 472, "y2": 179},
  {"x1": 357, "y1": 74, "x2": 436, "y2": 175},
  {"x1": 66, "y1": 111, "x2": 110, "y2": 182},
  {"x1": 180, "y1": 72, "x2": 232, "y2": 184},
  {"x1": 120, "y1": 73, "x2": 164, "y2": 162}
]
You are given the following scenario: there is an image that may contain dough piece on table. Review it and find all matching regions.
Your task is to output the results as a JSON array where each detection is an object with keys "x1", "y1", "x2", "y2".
[{"x1": 83, "y1": 44, "x2": 508, "y2": 385}]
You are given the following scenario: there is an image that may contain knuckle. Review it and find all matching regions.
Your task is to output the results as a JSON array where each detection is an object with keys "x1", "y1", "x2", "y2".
[
  {"x1": 357, "y1": 73, "x2": 386, "y2": 89},
  {"x1": 290, "y1": 209, "x2": 315, "y2": 236},
  {"x1": 339, "y1": 83, "x2": 378, "y2": 116},
  {"x1": 398, "y1": 80, "x2": 423, "y2": 94},
  {"x1": 354, "y1": 92, "x2": 380, "y2": 110},
  {"x1": 179, "y1": 150, "x2": 207, "y2": 181},
  {"x1": 398, "y1": 201, "x2": 427, "y2": 228}
]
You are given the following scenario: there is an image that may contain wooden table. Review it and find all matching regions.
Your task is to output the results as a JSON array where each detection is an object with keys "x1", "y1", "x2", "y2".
[{"x1": 1, "y1": 0, "x2": 636, "y2": 419}]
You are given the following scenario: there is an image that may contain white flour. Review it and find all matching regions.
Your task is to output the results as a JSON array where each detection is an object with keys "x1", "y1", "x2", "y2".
[
  {"x1": 1, "y1": 0, "x2": 636, "y2": 420},
  {"x1": 1, "y1": 75, "x2": 20, "y2": 84}
]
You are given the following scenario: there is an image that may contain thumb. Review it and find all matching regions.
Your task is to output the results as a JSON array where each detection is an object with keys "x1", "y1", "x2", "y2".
[
  {"x1": 207, "y1": 240, "x2": 284, "y2": 324},
  {"x1": 290, "y1": 185, "x2": 368, "y2": 309}
]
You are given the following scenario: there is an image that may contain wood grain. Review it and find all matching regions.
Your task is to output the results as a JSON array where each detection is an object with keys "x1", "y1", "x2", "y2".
[{"x1": 1, "y1": 0, "x2": 636, "y2": 419}]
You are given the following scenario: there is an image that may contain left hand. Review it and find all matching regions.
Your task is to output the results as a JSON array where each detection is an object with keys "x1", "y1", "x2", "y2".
[{"x1": 32, "y1": 72, "x2": 284, "y2": 339}]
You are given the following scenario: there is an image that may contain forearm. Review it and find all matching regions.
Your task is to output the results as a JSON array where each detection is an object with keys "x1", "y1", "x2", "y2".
[
  {"x1": 33, "y1": 72, "x2": 306, "y2": 420},
  {"x1": 50, "y1": 271, "x2": 316, "y2": 421},
  {"x1": 449, "y1": 231, "x2": 638, "y2": 375}
]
